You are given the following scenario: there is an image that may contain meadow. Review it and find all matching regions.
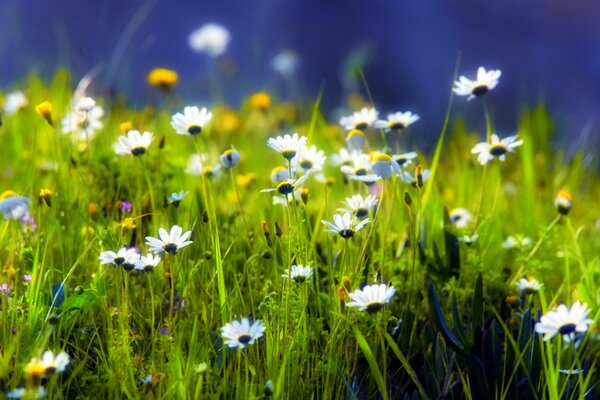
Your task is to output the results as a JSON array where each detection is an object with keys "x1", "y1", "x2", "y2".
[{"x1": 0, "y1": 65, "x2": 599, "y2": 399}]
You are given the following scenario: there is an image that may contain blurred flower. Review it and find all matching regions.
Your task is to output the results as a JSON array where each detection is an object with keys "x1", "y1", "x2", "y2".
[
  {"x1": 322, "y1": 212, "x2": 370, "y2": 239},
  {"x1": 458, "y1": 234, "x2": 479, "y2": 245},
  {"x1": 0, "y1": 195, "x2": 30, "y2": 220},
  {"x1": 114, "y1": 130, "x2": 154, "y2": 156},
  {"x1": 145, "y1": 225, "x2": 193, "y2": 255},
  {"x1": 120, "y1": 217, "x2": 136, "y2": 230},
  {"x1": 220, "y1": 147, "x2": 241, "y2": 169},
  {"x1": 21, "y1": 215, "x2": 37, "y2": 232},
  {"x1": 449, "y1": 208, "x2": 472, "y2": 228},
  {"x1": 271, "y1": 50, "x2": 300, "y2": 77},
  {"x1": 261, "y1": 175, "x2": 308, "y2": 197},
  {"x1": 186, "y1": 154, "x2": 216, "y2": 176},
  {"x1": 282, "y1": 264, "x2": 313, "y2": 283},
  {"x1": 292, "y1": 145, "x2": 326, "y2": 176},
  {"x1": 61, "y1": 97, "x2": 104, "y2": 142},
  {"x1": 221, "y1": 317, "x2": 265, "y2": 349},
  {"x1": 3, "y1": 91, "x2": 28, "y2": 115},
  {"x1": 330, "y1": 148, "x2": 356, "y2": 167},
  {"x1": 346, "y1": 283, "x2": 396, "y2": 312},
  {"x1": 397, "y1": 167, "x2": 431, "y2": 187},
  {"x1": 99, "y1": 247, "x2": 139, "y2": 267},
  {"x1": 471, "y1": 134, "x2": 523, "y2": 165},
  {"x1": 267, "y1": 133, "x2": 307, "y2": 161},
  {"x1": 35, "y1": 101, "x2": 53, "y2": 126},
  {"x1": 168, "y1": 191, "x2": 188, "y2": 207},
  {"x1": 341, "y1": 152, "x2": 371, "y2": 177},
  {"x1": 270, "y1": 166, "x2": 290, "y2": 183},
  {"x1": 119, "y1": 121, "x2": 133, "y2": 133},
  {"x1": 555, "y1": 190, "x2": 572, "y2": 215},
  {"x1": 23, "y1": 274, "x2": 32, "y2": 283},
  {"x1": 249, "y1": 92, "x2": 271, "y2": 111},
  {"x1": 535, "y1": 302, "x2": 592, "y2": 343},
  {"x1": 120, "y1": 201, "x2": 133, "y2": 213},
  {"x1": 392, "y1": 152, "x2": 418, "y2": 168},
  {"x1": 135, "y1": 253, "x2": 161, "y2": 272},
  {"x1": 188, "y1": 23, "x2": 230, "y2": 56},
  {"x1": 516, "y1": 276, "x2": 542, "y2": 294},
  {"x1": 373, "y1": 111, "x2": 419, "y2": 132},
  {"x1": 6, "y1": 386, "x2": 47, "y2": 399},
  {"x1": 502, "y1": 235, "x2": 533, "y2": 250},
  {"x1": 371, "y1": 153, "x2": 401, "y2": 179},
  {"x1": 171, "y1": 106, "x2": 213, "y2": 136},
  {"x1": 453, "y1": 66, "x2": 502, "y2": 101},
  {"x1": 25, "y1": 350, "x2": 69, "y2": 378},
  {"x1": 39, "y1": 189, "x2": 53, "y2": 207},
  {"x1": 339, "y1": 107, "x2": 378, "y2": 131},
  {"x1": 147, "y1": 68, "x2": 178, "y2": 90},
  {"x1": 338, "y1": 194, "x2": 378, "y2": 218}
]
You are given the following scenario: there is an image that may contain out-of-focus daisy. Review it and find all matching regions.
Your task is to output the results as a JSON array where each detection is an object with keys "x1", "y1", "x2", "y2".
[
  {"x1": 345, "y1": 129, "x2": 366, "y2": 150},
  {"x1": 25, "y1": 350, "x2": 69, "y2": 378},
  {"x1": 221, "y1": 317, "x2": 265, "y2": 349},
  {"x1": 270, "y1": 166, "x2": 290, "y2": 183},
  {"x1": 339, "y1": 107, "x2": 378, "y2": 131},
  {"x1": 261, "y1": 175, "x2": 308, "y2": 198},
  {"x1": 186, "y1": 154, "x2": 218, "y2": 176},
  {"x1": 189, "y1": 23, "x2": 230, "y2": 56},
  {"x1": 392, "y1": 152, "x2": 418, "y2": 168},
  {"x1": 292, "y1": 145, "x2": 326, "y2": 176},
  {"x1": 0, "y1": 195, "x2": 30, "y2": 220},
  {"x1": 220, "y1": 147, "x2": 241, "y2": 169},
  {"x1": 3, "y1": 91, "x2": 28, "y2": 114},
  {"x1": 349, "y1": 173, "x2": 382, "y2": 186},
  {"x1": 373, "y1": 111, "x2": 419, "y2": 132},
  {"x1": 6, "y1": 386, "x2": 47, "y2": 399},
  {"x1": 147, "y1": 68, "x2": 178, "y2": 90},
  {"x1": 471, "y1": 134, "x2": 523, "y2": 165},
  {"x1": 135, "y1": 254, "x2": 161, "y2": 272},
  {"x1": 322, "y1": 212, "x2": 370, "y2": 239},
  {"x1": 458, "y1": 234, "x2": 479, "y2": 245},
  {"x1": 145, "y1": 225, "x2": 193, "y2": 255},
  {"x1": 341, "y1": 153, "x2": 371, "y2": 177},
  {"x1": 330, "y1": 148, "x2": 356, "y2": 167},
  {"x1": 282, "y1": 264, "x2": 313, "y2": 283},
  {"x1": 555, "y1": 190, "x2": 572, "y2": 215},
  {"x1": 453, "y1": 66, "x2": 502, "y2": 101},
  {"x1": 272, "y1": 191, "x2": 302, "y2": 207},
  {"x1": 99, "y1": 247, "x2": 139, "y2": 267},
  {"x1": 502, "y1": 235, "x2": 533, "y2": 250},
  {"x1": 370, "y1": 153, "x2": 401, "y2": 179},
  {"x1": 114, "y1": 130, "x2": 154, "y2": 156},
  {"x1": 267, "y1": 133, "x2": 307, "y2": 161},
  {"x1": 271, "y1": 50, "x2": 300, "y2": 77},
  {"x1": 338, "y1": 194, "x2": 378, "y2": 218},
  {"x1": 449, "y1": 208, "x2": 472, "y2": 228},
  {"x1": 516, "y1": 276, "x2": 542, "y2": 294},
  {"x1": 346, "y1": 283, "x2": 396, "y2": 313},
  {"x1": 397, "y1": 168, "x2": 431, "y2": 187},
  {"x1": 167, "y1": 191, "x2": 188, "y2": 207},
  {"x1": 535, "y1": 302, "x2": 593, "y2": 343},
  {"x1": 171, "y1": 106, "x2": 213, "y2": 136},
  {"x1": 61, "y1": 97, "x2": 104, "y2": 142}
]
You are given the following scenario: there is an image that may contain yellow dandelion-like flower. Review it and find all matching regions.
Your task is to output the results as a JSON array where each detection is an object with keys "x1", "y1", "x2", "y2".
[
  {"x1": 250, "y1": 92, "x2": 271, "y2": 111},
  {"x1": 35, "y1": 101, "x2": 53, "y2": 126},
  {"x1": 147, "y1": 68, "x2": 178, "y2": 90},
  {"x1": 120, "y1": 217, "x2": 136, "y2": 230},
  {"x1": 39, "y1": 189, "x2": 54, "y2": 207},
  {"x1": 120, "y1": 121, "x2": 133, "y2": 133}
]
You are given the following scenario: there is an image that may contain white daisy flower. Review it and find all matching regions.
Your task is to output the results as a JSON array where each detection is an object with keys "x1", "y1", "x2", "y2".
[
  {"x1": 535, "y1": 302, "x2": 593, "y2": 342},
  {"x1": 135, "y1": 254, "x2": 161, "y2": 272},
  {"x1": 322, "y1": 212, "x2": 370, "y2": 239},
  {"x1": 220, "y1": 147, "x2": 241, "y2": 169},
  {"x1": 515, "y1": 277, "x2": 542, "y2": 294},
  {"x1": 266, "y1": 133, "x2": 307, "y2": 161},
  {"x1": 346, "y1": 283, "x2": 396, "y2": 312},
  {"x1": 502, "y1": 235, "x2": 533, "y2": 250},
  {"x1": 292, "y1": 145, "x2": 326, "y2": 175},
  {"x1": 345, "y1": 129, "x2": 366, "y2": 150},
  {"x1": 99, "y1": 247, "x2": 139, "y2": 267},
  {"x1": 0, "y1": 196, "x2": 30, "y2": 220},
  {"x1": 261, "y1": 175, "x2": 308, "y2": 197},
  {"x1": 330, "y1": 148, "x2": 357, "y2": 167},
  {"x1": 453, "y1": 66, "x2": 502, "y2": 101},
  {"x1": 145, "y1": 225, "x2": 193, "y2": 255},
  {"x1": 396, "y1": 168, "x2": 431, "y2": 187},
  {"x1": 25, "y1": 350, "x2": 69, "y2": 377},
  {"x1": 114, "y1": 130, "x2": 154, "y2": 156},
  {"x1": 188, "y1": 23, "x2": 230, "y2": 56},
  {"x1": 458, "y1": 234, "x2": 479, "y2": 245},
  {"x1": 221, "y1": 317, "x2": 266, "y2": 349},
  {"x1": 61, "y1": 97, "x2": 104, "y2": 142},
  {"x1": 3, "y1": 91, "x2": 28, "y2": 115},
  {"x1": 340, "y1": 153, "x2": 372, "y2": 177},
  {"x1": 6, "y1": 386, "x2": 47, "y2": 399},
  {"x1": 555, "y1": 190, "x2": 573, "y2": 216},
  {"x1": 449, "y1": 208, "x2": 472, "y2": 228},
  {"x1": 167, "y1": 191, "x2": 188, "y2": 207},
  {"x1": 392, "y1": 152, "x2": 418, "y2": 168},
  {"x1": 271, "y1": 50, "x2": 300, "y2": 77},
  {"x1": 185, "y1": 154, "x2": 219, "y2": 176},
  {"x1": 471, "y1": 134, "x2": 523, "y2": 165},
  {"x1": 373, "y1": 111, "x2": 419, "y2": 132},
  {"x1": 339, "y1": 107, "x2": 378, "y2": 131},
  {"x1": 349, "y1": 173, "x2": 382, "y2": 186},
  {"x1": 270, "y1": 166, "x2": 290, "y2": 183},
  {"x1": 370, "y1": 153, "x2": 401, "y2": 179},
  {"x1": 338, "y1": 194, "x2": 378, "y2": 218},
  {"x1": 282, "y1": 264, "x2": 313, "y2": 283},
  {"x1": 171, "y1": 106, "x2": 213, "y2": 136},
  {"x1": 272, "y1": 191, "x2": 301, "y2": 207}
]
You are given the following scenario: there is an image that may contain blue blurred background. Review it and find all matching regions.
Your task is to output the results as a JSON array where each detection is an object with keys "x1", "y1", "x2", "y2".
[{"x1": 1, "y1": 0, "x2": 599, "y2": 152}]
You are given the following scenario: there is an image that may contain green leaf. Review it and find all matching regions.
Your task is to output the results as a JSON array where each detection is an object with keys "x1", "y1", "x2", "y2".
[
  {"x1": 383, "y1": 331, "x2": 427, "y2": 399},
  {"x1": 472, "y1": 272, "x2": 484, "y2": 338},
  {"x1": 427, "y1": 283, "x2": 465, "y2": 352},
  {"x1": 353, "y1": 327, "x2": 389, "y2": 400},
  {"x1": 451, "y1": 292, "x2": 468, "y2": 346}
]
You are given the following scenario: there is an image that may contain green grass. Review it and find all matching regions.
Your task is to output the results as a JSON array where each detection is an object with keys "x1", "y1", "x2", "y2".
[{"x1": 1, "y1": 69, "x2": 599, "y2": 399}]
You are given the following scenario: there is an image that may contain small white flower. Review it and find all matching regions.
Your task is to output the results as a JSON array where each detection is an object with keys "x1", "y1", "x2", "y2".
[
  {"x1": 270, "y1": 166, "x2": 290, "y2": 183},
  {"x1": 168, "y1": 191, "x2": 188, "y2": 206},
  {"x1": 322, "y1": 212, "x2": 370, "y2": 239},
  {"x1": 471, "y1": 134, "x2": 523, "y2": 165},
  {"x1": 370, "y1": 153, "x2": 401, "y2": 179},
  {"x1": 261, "y1": 175, "x2": 308, "y2": 197},
  {"x1": 221, "y1": 317, "x2": 265, "y2": 349},
  {"x1": 459, "y1": 234, "x2": 479, "y2": 245},
  {"x1": 392, "y1": 152, "x2": 418, "y2": 168},
  {"x1": 271, "y1": 50, "x2": 300, "y2": 77},
  {"x1": 397, "y1": 168, "x2": 431, "y2": 187},
  {"x1": 338, "y1": 194, "x2": 378, "y2": 218},
  {"x1": 330, "y1": 148, "x2": 357, "y2": 167},
  {"x1": 340, "y1": 153, "x2": 372, "y2": 177},
  {"x1": 145, "y1": 225, "x2": 193, "y2": 254},
  {"x1": 449, "y1": 208, "x2": 472, "y2": 228},
  {"x1": 114, "y1": 130, "x2": 154, "y2": 156},
  {"x1": 186, "y1": 154, "x2": 219, "y2": 176},
  {"x1": 188, "y1": 23, "x2": 230, "y2": 56},
  {"x1": 502, "y1": 235, "x2": 533, "y2": 250},
  {"x1": 282, "y1": 264, "x2": 313, "y2": 283},
  {"x1": 346, "y1": 283, "x2": 396, "y2": 312},
  {"x1": 135, "y1": 254, "x2": 161, "y2": 272},
  {"x1": 349, "y1": 173, "x2": 382, "y2": 186},
  {"x1": 453, "y1": 66, "x2": 502, "y2": 101},
  {"x1": 171, "y1": 106, "x2": 213, "y2": 136},
  {"x1": 220, "y1": 147, "x2": 241, "y2": 169},
  {"x1": 3, "y1": 91, "x2": 28, "y2": 114},
  {"x1": 99, "y1": 247, "x2": 139, "y2": 267},
  {"x1": 535, "y1": 302, "x2": 593, "y2": 342},
  {"x1": 6, "y1": 386, "x2": 47, "y2": 399},
  {"x1": 25, "y1": 350, "x2": 69, "y2": 377},
  {"x1": 266, "y1": 133, "x2": 307, "y2": 161},
  {"x1": 345, "y1": 129, "x2": 366, "y2": 150},
  {"x1": 292, "y1": 145, "x2": 326, "y2": 175},
  {"x1": 555, "y1": 191, "x2": 573, "y2": 215},
  {"x1": 272, "y1": 191, "x2": 301, "y2": 207},
  {"x1": 339, "y1": 107, "x2": 378, "y2": 131},
  {"x1": 61, "y1": 97, "x2": 104, "y2": 142},
  {"x1": 515, "y1": 277, "x2": 542, "y2": 294},
  {"x1": 373, "y1": 111, "x2": 419, "y2": 132}
]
